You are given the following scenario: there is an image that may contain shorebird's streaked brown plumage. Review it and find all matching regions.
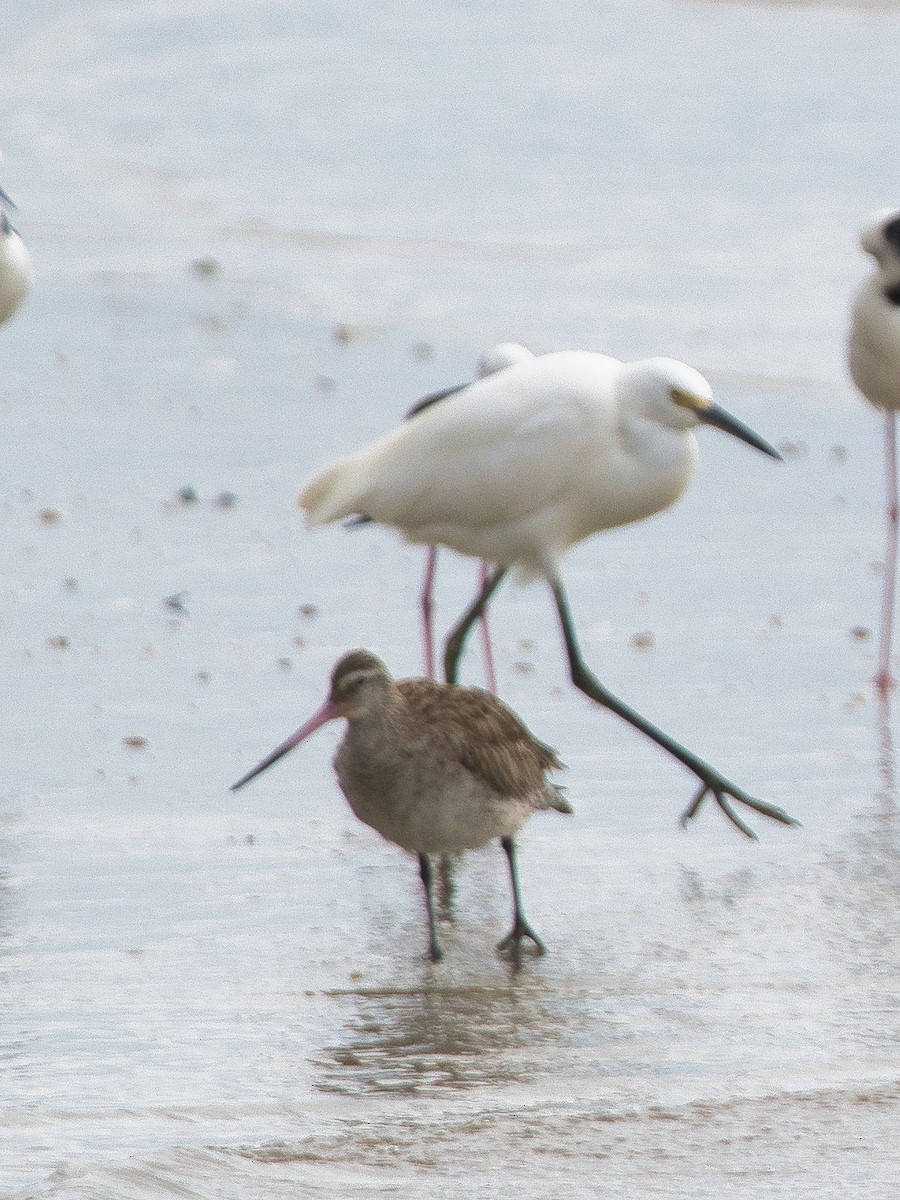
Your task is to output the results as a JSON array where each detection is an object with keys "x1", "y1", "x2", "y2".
[{"x1": 231, "y1": 649, "x2": 571, "y2": 961}]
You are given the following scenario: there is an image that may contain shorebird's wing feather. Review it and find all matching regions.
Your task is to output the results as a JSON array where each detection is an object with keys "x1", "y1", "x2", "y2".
[{"x1": 397, "y1": 678, "x2": 565, "y2": 804}]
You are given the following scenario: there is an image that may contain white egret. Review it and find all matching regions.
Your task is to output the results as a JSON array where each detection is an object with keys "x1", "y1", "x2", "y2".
[
  {"x1": 232, "y1": 649, "x2": 570, "y2": 961},
  {"x1": 300, "y1": 351, "x2": 795, "y2": 837},
  {"x1": 848, "y1": 207, "x2": 900, "y2": 695}
]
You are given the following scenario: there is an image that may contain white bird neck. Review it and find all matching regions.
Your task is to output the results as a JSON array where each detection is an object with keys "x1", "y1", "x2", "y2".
[{"x1": 617, "y1": 411, "x2": 698, "y2": 503}]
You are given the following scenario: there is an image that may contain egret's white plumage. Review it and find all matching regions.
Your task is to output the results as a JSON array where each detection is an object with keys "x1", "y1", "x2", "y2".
[
  {"x1": 306, "y1": 353, "x2": 723, "y2": 575},
  {"x1": 302, "y1": 349, "x2": 794, "y2": 837},
  {"x1": 0, "y1": 212, "x2": 29, "y2": 326},
  {"x1": 409, "y1": 341, "x2": 535, "y2": 689},
  {"x1": 848, "y1": 207, "x2": 900, "y2": 694},
  {"x1": 476, "y1": 340, "x2": 535, "y2": 378}
]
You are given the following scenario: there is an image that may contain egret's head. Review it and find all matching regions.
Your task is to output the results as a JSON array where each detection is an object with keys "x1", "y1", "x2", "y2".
[
  {"x1": 620, "y1": 358, "x2": 712, "y2": 430},
  {"x1": 623, "y1": 358, "x2": 781, "y2": 459},
  {"x1": 859, "y1": 208, "x2": 900, "y2": 266}
]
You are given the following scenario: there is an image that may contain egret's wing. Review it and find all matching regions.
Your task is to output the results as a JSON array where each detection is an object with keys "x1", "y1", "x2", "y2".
[
  {"x1": 405, "y1": 382, "x2": 468, "y2": 419},
  {"x1": 352, "y1": 353, "x2": 618, "y2": 531}
]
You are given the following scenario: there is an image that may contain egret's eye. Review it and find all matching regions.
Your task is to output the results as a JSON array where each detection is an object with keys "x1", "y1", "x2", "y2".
[{"x1": 669, "y1": 386, "x2": 709, "y2": 412}]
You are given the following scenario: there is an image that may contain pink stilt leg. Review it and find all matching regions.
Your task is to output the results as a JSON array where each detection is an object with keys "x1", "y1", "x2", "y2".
[
  {"x1": 477, "y1": 561, "x2": 498, "y2": 694},
  {"x1": 420, "y1": 547, "x2": 438, "y2": 680},
  {"x1": 876, "y1": 410, "x2": 898, "y2": 696}
]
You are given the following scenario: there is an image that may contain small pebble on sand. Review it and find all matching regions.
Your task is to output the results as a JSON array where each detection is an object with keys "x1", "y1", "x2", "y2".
[{"x1": 190, "y1": 257, "x2": 220, "y2": 280}]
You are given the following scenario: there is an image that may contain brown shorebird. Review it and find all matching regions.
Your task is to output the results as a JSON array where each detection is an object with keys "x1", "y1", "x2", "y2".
[{"x1": 231, "y1": 649, "x2": 571, "y2": 961}]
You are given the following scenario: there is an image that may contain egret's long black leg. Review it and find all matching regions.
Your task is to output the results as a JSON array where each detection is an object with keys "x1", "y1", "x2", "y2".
[
  {"x1": 549, "y1": 577, "x2": 798, "y2": 838},
  {"x1": 418, "y1": 852, "x2": 444, "y2": 962},
  {"x1": 443, "y1": 565, "x2": 509, "y2": 685},
  {"x1": 496, "y1": 836, "x2": 546, "y2": 957}
]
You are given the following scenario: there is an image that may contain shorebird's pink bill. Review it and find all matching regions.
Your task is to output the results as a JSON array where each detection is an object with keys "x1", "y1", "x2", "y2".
[{"x1": 231, "y1": 699, "x2": 338, "y2": 791}]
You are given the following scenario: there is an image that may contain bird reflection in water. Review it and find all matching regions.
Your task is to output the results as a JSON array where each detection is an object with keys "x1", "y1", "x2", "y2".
[
  {"x1": 315, "y1": 977, "x2": 563, "y2": 1096},
  {"x1": 875, "y1": 693, "x2": 896, "y2": 819}
]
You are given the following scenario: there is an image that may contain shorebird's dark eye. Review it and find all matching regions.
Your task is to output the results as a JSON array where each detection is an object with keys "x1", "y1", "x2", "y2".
[{"x1": 334, "y1": 669, "x2": 378, "y2": 701}]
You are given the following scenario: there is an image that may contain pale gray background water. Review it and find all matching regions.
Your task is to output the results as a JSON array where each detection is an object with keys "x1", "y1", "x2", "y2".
[{"x1": 1, "y1": 0, "x2": 899, "y2": 1196}]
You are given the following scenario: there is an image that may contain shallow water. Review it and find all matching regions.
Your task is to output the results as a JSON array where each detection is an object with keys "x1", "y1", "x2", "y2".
[{"x1": 2, "y1": 0, "x2": 900, "y2": 1195}]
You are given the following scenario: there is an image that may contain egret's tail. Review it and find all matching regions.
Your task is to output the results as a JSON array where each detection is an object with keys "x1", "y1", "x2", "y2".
[{"x1": 299, "y1": 457, "x2": 366, "y2": 527}]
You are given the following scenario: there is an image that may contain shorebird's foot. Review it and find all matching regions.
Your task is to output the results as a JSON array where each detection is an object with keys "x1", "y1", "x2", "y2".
[{"x1": 496, "y1": 917, "x2": 546, "y2": 958}]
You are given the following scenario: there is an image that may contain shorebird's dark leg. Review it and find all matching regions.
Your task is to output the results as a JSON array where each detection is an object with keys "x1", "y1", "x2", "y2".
[
  {"x1": 496, "y1": 836, "x2": 546, "y2": 957},
  {"x1": 436, "y1": 852, "x2": 458, "y2": 924},
  {"x1": 444, "y1": 565, "x2": 509, "y2": 685},
  {"x1": 418, "y1": 852, "x2": 444, "y2": 962},
  {"x1": 549, "y1": 577, "x2": 798, "y2": 839}
]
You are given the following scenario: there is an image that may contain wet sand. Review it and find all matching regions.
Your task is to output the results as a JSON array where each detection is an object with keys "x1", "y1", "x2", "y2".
[{"x1": 2, "y1": 0, "x2": 900, "y2": 1196}]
